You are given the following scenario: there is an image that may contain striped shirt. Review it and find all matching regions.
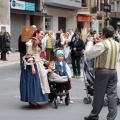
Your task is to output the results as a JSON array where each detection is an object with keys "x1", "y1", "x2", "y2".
[{"x1": 86, "y1": 38, "x2": 120, "y2": 69}]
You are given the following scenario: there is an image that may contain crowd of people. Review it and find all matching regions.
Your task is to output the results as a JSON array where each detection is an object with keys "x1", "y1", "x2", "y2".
[{"x1": 19, "y1": 25, "x2": 120, "y2": 120}]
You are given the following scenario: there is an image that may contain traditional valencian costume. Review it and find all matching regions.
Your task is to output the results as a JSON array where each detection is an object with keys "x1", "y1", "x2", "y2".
[{"x1": 20, "y1": 37, "x2": 50, "y2": 104}]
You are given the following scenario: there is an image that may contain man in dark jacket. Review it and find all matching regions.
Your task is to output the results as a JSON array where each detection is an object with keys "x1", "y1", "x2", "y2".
[
  {"x1": 18, "y1": 35, "x2": 26, "y2": 68},
  {"x1": 18, "y1": 25, "x2": 37, "y2": 68},
  {"x1": 69, "y1": 32, "x2": 85, "y2": 78}
]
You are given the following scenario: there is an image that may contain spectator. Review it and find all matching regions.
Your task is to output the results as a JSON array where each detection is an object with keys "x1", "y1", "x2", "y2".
[{"x1": 69, "y1": 32, "x2": 85, "y2": 78}]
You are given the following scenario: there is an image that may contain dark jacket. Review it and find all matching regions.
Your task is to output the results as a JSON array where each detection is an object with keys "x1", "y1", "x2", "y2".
[
  {"x1": 69, "y1": 39, "x2": 85, "y2": 57},
  {"x1": 18, "y1": 35, "x2": 26, "y2": 54},
  {"x1": 0, "y1": 32, "x2": 10, "y2": 52}
]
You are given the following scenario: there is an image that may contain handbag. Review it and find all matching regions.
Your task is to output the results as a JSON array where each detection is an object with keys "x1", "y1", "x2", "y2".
[{"x1": 75, "y1": 51, "x2": 83, "y2": 57}]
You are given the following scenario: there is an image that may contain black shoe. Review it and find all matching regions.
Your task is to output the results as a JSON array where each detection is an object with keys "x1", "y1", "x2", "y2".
[
  {"x1": 84, "y1": 116, "x2": 98, "y2": 120},
  {"x1": 84, "y1": 116, "x2": 90, "y2": 120},
  {"x1": 72, "y1": 74, "x2": 77, "y2": 78}
]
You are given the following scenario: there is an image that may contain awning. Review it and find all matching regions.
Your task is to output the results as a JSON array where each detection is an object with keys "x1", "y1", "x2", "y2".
[{"x1": 10, "y1": 9, "x2": 47, "y2": 16}]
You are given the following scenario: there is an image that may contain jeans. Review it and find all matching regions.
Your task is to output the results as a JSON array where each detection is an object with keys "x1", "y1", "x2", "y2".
[{"x1": 71, "y1": 56, "x2": 81, "y2": 75}]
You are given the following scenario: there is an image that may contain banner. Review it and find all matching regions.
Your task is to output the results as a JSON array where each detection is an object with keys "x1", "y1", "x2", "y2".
[
  {"x1": 11, "y1": 0, "x2": 35, "y2": 11},
  {"x1": 11, "y1": 0, "x2": 25, "y2": 10},
  {"x1": 21, "y1": 26, "x2": 34, "y2": 42}
]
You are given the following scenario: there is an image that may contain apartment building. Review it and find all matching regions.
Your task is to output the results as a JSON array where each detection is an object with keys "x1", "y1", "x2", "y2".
[
  {"x1": 110, "y1": 0, "x2": 120, "y2": 30},
  {"x1": 10, "y1": 0, "x2": 46, "y2": 49},
  {"x1": 77, "y1": 0, "x2": 98, "y2": 33},
  {"x1": 10, "y1": 0, "x2": 81, "y2": 49},
  {"x1": 77, "y1": 0, "x2": 112, "y2": 33},
  {"x1": 43, "y1": 0, "x2": 81, "y2": 32}
]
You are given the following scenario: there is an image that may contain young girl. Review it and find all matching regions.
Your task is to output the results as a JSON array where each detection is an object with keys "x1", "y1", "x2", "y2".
[{"x1": 54, "y1": 50, "x2": 73, "y2": 104}]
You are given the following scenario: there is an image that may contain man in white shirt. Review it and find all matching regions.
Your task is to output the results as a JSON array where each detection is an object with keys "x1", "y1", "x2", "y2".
[{"x1": 84, "y1": 25, "x2": 120, "y2": 120}]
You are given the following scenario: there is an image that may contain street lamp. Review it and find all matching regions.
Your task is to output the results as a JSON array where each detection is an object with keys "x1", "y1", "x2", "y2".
[{"x1": 104, "y1": 3, "x2": 111, "y2": 26}]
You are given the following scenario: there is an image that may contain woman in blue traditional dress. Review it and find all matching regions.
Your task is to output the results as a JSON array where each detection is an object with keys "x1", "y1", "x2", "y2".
[{"x1": 20, "y1": 28, "x2": 52, "y2": 108}]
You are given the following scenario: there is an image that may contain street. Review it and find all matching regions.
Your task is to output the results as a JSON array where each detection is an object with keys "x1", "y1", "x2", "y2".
[{"x1": 0, "y1": 53, "x2": 120, "y2": 120}]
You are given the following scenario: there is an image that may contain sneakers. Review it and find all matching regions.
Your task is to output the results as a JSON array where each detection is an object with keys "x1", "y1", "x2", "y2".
[
  {"x1": 70, "y1": 100, "x2": 74, "y2": 104},
  {"x1": 59, "y1": 100, "x2": 74, "y2": 104},
  {"x1": 59, "y1": 100, "x2": 63, "y2": 104},
  {"x1": 76, "y1": 75, "x2": 80, "y2": 79}
]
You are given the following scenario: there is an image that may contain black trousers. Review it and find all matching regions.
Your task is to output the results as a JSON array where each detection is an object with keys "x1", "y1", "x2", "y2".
[
  {"x1": 88, "y1": 70, "x2": 118, "y2": 120},
  {"x1": 71, "y1": 56, "x2": 81, "y2": 75}
]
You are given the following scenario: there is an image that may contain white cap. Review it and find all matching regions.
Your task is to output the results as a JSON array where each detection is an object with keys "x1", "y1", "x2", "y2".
[{"x1": 31, "y1": 25, "x2": 37, "y2": 28}]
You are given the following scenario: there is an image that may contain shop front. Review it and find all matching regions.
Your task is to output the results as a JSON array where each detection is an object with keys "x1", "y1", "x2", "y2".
[
  {"x1": 77, "y1": 15, "x2": 91, "y2": 32},
  {"x1": 10, "y1": 0, "x2": 44, "y2": 49}
]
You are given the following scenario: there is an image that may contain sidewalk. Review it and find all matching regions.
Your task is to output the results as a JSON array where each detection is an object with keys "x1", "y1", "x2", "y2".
[{"x1": 0, "y1": 52, "x2": 20, "y2": 67}]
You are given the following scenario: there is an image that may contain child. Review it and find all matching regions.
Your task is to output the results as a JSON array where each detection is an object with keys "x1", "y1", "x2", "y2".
[
  {"x1": 45, "y1": 61, "x2": 68, "y2": 83},
  {"x1": 55, "y1": 50, "x2": 73, "y2": 104}
]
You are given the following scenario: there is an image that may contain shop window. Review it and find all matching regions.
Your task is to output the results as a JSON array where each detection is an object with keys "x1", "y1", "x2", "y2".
[{"x1": 45, "y1": 17, "x2": 53, "y2": 31}]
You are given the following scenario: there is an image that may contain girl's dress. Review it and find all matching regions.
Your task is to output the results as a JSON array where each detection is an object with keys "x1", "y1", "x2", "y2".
[{"x1": 20, "y1": 39, "x2": 50, "y2": 102}]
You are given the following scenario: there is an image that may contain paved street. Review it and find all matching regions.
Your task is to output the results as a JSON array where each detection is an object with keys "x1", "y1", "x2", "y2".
[{"x1": 0, "y1": 52, "x2": 120, "y2": 120}]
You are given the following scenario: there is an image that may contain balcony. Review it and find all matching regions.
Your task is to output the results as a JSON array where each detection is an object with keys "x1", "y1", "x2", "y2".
[
  {"x1": 91, "y1": 6, "x2": 97, "y2": 13},
  {"x1": 44, "y1": 0, "x2": 81, "y2": 9}
]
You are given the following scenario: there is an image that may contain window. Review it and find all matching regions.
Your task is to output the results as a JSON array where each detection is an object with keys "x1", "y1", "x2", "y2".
[
  {"x1": 45, "y1": 17, "x2": 53, "y2": 31},
  {"x1": 81, "y1": 0, "x2": 87, "y2": 7},
  {"x1": 111, "y1": 2, "x2": 114, "y2": 12},
  {"x1": 58, "y1": 17, "x2": 66, "y2": 33},
  {"x1": 117, "y1": 1, "x2": 120, "y2": 12}
]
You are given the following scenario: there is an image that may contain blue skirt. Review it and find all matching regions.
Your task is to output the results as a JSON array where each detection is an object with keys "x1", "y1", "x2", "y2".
[{"x1": 20, "y1": 64, "x2": 48, "y2": 102}]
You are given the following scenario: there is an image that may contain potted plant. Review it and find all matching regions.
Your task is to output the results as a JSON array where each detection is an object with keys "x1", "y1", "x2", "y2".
[{"x1": 104, "y1": 17, "x2": 112, "y2": 21}]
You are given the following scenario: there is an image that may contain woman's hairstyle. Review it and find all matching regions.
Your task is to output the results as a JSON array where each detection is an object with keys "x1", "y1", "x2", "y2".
[
  {"x1": 74, "y1": 32, "x2": 81, "y2": 37},
  {"x1": 102, "y1": 25, "x2": 115, "y2": 38},
  {"x1": 31, "y1": 28, "x2": 42, "y2": 37}
]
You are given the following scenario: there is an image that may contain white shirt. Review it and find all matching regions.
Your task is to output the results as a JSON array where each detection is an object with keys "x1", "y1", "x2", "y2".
[{"x1": 86, "y1": 42, "x2": 105, "y2": 58}]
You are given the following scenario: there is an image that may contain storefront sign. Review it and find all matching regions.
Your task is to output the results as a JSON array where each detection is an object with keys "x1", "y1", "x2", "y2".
[
  {"x1": 11, "y1": 0, "x2": 35, "y2": 11},
  {"x1": 77, "y1": 16, "x2": 91, "y2": 22},
  {"x1": 11, "y1": 0, "x2": 25, "y2": 10},
  {"x1": 25, "y1": 2, "x2": 35, "y2": 11},
  {"x1": 22, "y1": 26, "x2": 34, "y2": 42}
]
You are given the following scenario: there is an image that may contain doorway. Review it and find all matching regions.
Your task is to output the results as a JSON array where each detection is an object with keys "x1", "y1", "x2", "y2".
[{"x1": 58, "y1": 17, "x2": 66, "y2": 33}]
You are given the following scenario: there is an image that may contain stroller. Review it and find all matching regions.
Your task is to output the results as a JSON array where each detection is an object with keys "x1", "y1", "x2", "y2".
[
  {"x1": 43, "y1": 61, "x2": 70, "y2": 109},
  {"x1": 82, "y1": 58, "x2": 120, "y2": 106},
  {"x1": 48, "y1": 70, "x2": 70, "y2": 109}
]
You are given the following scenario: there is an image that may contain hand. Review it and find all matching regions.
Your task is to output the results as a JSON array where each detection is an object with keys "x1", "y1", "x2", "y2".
[
  {"x1": 32, "y1": 68, "x2": 36, "y2": 75},
  {"x1": 69, "y1": 78, "x2": 71, "y2": 82},
  {"x1": 73, "y1": 48, "x2": 76, "y2": 51},
  {"x1": 84, "y1": 51, "x2": 86, "y2": 57},
  {"x1": 72, "y1": 37, "x2": 75, "y2": 42},
  {"x1": 47, "y1": 69, "x2": 52, "y2": 73},
  {"x1": 96, "y1": 37, "x2": 102, "y2": 43}
]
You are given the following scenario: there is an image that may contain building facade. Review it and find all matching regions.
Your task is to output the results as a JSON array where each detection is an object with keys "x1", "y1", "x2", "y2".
[
  {"x1": 10, "y1": 0, "x2": 45, "y2": 49},
  {"x1": 0, "y1": 0, "x2": 10, "y2": 33},
  {"x1": 110, "y1": 0, "x2": 120, "y2": 30},
  {"x1": 43, "y1": 0, "x2": 81, "y2": 32},
  {"x1": 10, "y1": 0, "x2": 81, "y2": 49},
  {"x1": 77, "y1": 0, "x2": 111, "y2": 34}
]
